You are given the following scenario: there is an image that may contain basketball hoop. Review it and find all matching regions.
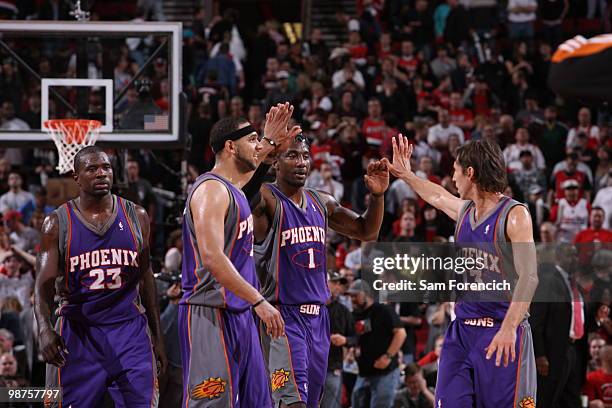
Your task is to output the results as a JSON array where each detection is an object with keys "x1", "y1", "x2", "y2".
[{"x1": 44, "y1": 119, "x2": 102, "y2": 174}]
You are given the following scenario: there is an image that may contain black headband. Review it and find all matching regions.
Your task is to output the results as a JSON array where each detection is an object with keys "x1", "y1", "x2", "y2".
[{"x1": 211, "y1": 124, "x2": 257, "y2": 153}]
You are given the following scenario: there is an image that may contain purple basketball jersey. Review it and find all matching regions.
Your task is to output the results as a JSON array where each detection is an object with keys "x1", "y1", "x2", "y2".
[
  {"x1": 57, "y1": 196, "x2": 145, "y2": 325},
  {"x1": 255, "y1": 184, "x2": 330, "y2": 305},
  {"x1": 454, "y1": 196, "x2": 525, "y2": 321},
  {"x1": 181, "y1": 172, "x2": 258, "y2": 312}
]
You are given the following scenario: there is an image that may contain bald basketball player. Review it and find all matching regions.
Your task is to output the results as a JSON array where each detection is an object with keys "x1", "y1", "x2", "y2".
[{"x1": 35, "y1": 145, "x2": 166, "y2": 408}]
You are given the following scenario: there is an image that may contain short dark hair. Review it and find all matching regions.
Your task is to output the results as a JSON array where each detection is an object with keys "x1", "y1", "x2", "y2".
[
  {"x1": 73, "y1": 145, "x2": 106, "y2": 172},
  {"x1": 404, "y1": 363, "x2": 422, "y2": 377},
  {"x1": 456, "y1": 139, "x2": 507, "y2": 193},
  {"x1": 209, "y1": 116, "x2": 249, "y2": 155}
]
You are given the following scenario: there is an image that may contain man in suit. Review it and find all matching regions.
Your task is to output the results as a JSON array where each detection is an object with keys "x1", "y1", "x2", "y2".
[{"x1": 530, "y1": 245, "x2": 588, "y2": 408}]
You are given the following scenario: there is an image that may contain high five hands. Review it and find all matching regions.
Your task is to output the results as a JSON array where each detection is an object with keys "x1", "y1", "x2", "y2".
[
  {"x1": 263, "y1": 102, "x2": 302, "y2": 159},
  {"x1": 381, "y1": 134, "x2": 414, "y2": 180}
]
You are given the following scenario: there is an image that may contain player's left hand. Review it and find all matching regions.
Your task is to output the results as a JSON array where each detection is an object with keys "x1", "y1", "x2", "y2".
[
  {"x1": 364, "y1": 160, "x2": 389, "y2": 196},
  {"x1": 153, "y1": 336, "x2": 168, "y2": 377},
  {"x1": 485, "y1": 325, "x2": 516, "y2": 367},
  {"x1": 373, "y1": 354, "x2": 392, "y2": 370}
]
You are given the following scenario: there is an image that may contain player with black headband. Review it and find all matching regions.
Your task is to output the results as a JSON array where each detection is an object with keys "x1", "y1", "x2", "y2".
[{"x1": 179, "y1": 103, "x2": 301, "y2": 407}]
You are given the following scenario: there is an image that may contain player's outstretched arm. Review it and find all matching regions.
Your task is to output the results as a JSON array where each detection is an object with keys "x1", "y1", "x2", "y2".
[
  {"x1": 382, "y1": 134, "x2": 464, "y2": 221},
  {"x1": 323, "y1": 160, "x2": 389, "y2": 241},
  {"x1": 34, "y1": 213, "x2": 68, "y2": 368},
  {"x1": 485, "y1": 205, "x2": 538, "y2": 367},
  {"x1": 135, "y1": 205, "x2": 168, "y2": 377},
  {"x1": 192, "y1": 180, "x2": 285, "y2": 338}
]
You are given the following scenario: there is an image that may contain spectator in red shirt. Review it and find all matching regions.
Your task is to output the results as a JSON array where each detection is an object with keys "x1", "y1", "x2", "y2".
[
  {"x1": 574, "y1": 207, "x2": 612, "y2": 244},
  {"x1": 448, "y1": 91, "x2": 474, "y2": 134},
  {"x1": 309, "y1": 121, "x2": 342, "y2": 167},
  {"x1": 362, "y1": 98, "x2": 387, "y2": 149},
  {"x1": 397, "y1": 40, "x2": 420, "y2": 77},
  {"x1": 376, "y1": 31, "x2": 394, "y2": 59},
  {"x1": 574, "y1": 207, "x2": 612, "y2": 266},
  {"x1": 584, "y1": 345, "x2": 612, "y2": 407},
  {"x1": 551, "y1": 152, "x2": 592, "y2": 203},
  {"x1": 431, "y1": 76, "x2": 452, "y2": 109},
  {"x1": 390, "y1": 211, "x2": 423, "y2": 242},
  {"x1": 464, "y1": 75, "x2": 499, "y2": 118},
  {"x1": 588, "y1": 334, "x2": 607, "y2": 374},
  {"x1": 344, "y1": 30, "x2": 368, "y2": 67}
]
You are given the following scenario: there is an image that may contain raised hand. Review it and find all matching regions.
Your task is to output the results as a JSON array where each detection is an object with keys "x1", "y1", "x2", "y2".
[
  {"x1": 381, "y1": 134, "x2": 414, "y2": 180},
  {"x1": 262, "y1": 103, "x2": 302, "y2": 156},
  {"x1": 263, "y1": 103, "x2": 285, "y2": 144},
  {"x1": 364, "y1": 160, "x2": 389, "y2": 196}
]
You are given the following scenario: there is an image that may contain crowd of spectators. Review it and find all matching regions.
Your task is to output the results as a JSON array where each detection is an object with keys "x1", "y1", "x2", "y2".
[{"x1": 0, "y1": 0, "x2": 612, "y2": 407}]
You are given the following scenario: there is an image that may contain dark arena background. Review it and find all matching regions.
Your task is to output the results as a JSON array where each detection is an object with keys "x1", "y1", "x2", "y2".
[{"x1": 0, "y1": 0, "x2": 611, "y2": 407}]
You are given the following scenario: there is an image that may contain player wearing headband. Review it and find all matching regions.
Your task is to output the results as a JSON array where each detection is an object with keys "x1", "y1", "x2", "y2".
[{"x1": 179, "y1": 104, "x2": 301, "y2": 407}]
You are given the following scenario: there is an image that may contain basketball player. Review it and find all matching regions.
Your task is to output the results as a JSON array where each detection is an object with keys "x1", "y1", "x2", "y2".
[
  {"x1": 179, "y1": 104, "x2": 299, "y2": 407},
  {"x1": 34, "y1": 146, "x2": 166, "y2": 408},
  {"x1": 383, "y1": 136, "x2": 538, "y2": 407},
  {"x1": 251, "y1": 136, "x2": 390, "y2": 407}
]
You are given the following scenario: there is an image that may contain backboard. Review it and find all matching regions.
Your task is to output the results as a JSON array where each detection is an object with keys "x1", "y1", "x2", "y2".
[{"x1": 0, "y1": 21, "x2": 183, "y2": 147}]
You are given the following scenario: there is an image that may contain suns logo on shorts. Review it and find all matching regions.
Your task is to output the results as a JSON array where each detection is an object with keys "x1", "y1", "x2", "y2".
[
  {"x1": 271, "y1": 368, "x2": 290, "y2": 391},
  {"x1": 191, "y1": 377, "x2": 226, "y2": 400},
  {"x1": 519, "y1": 396, "x2": 535, "y2": 408}
]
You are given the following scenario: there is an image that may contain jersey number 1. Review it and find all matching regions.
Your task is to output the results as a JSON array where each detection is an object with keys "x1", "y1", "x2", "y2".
[
  {"x1": 90, "y1": 268, "x2": 122, "y2": 290},
  {"x1": 308, "y1": 248, "x2": 315, "y2": 269}
]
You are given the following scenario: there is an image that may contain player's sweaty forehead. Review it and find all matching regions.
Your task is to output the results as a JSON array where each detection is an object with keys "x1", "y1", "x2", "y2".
[
  {"x1": 78, "y1": 152, "x2": 111, "y2": 171},
  {"x1": 282, "y1": 141, "x2": 310, "y2": 158}
]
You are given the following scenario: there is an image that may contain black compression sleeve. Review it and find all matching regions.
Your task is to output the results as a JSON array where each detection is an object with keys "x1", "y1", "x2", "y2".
[{"x1": 243, "y1": 163, "x2": 271, "y2": 208}]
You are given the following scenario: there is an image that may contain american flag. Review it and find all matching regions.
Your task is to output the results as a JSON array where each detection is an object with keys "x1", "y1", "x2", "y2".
[{"x1": 144, "y1": 114, "x2": 169, "y2": 130}]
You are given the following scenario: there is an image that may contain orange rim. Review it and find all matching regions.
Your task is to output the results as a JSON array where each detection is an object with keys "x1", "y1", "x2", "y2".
[{"x1": 44, "y1": 119, "x2": 102, "y2": 144}]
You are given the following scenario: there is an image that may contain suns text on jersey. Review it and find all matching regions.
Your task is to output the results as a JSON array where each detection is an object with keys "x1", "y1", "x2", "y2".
[
  {"x1": 69, "y1": 248, "x2": 139, "y2": 272},
  {"x1": 280, "y1": 226, "x2": 326, "y2": 248}
]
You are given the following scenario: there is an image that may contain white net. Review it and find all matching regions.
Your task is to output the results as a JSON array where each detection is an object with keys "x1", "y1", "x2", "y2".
[{"x1": 43, "y1": 119, "x2": 102, "y2": 174}]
